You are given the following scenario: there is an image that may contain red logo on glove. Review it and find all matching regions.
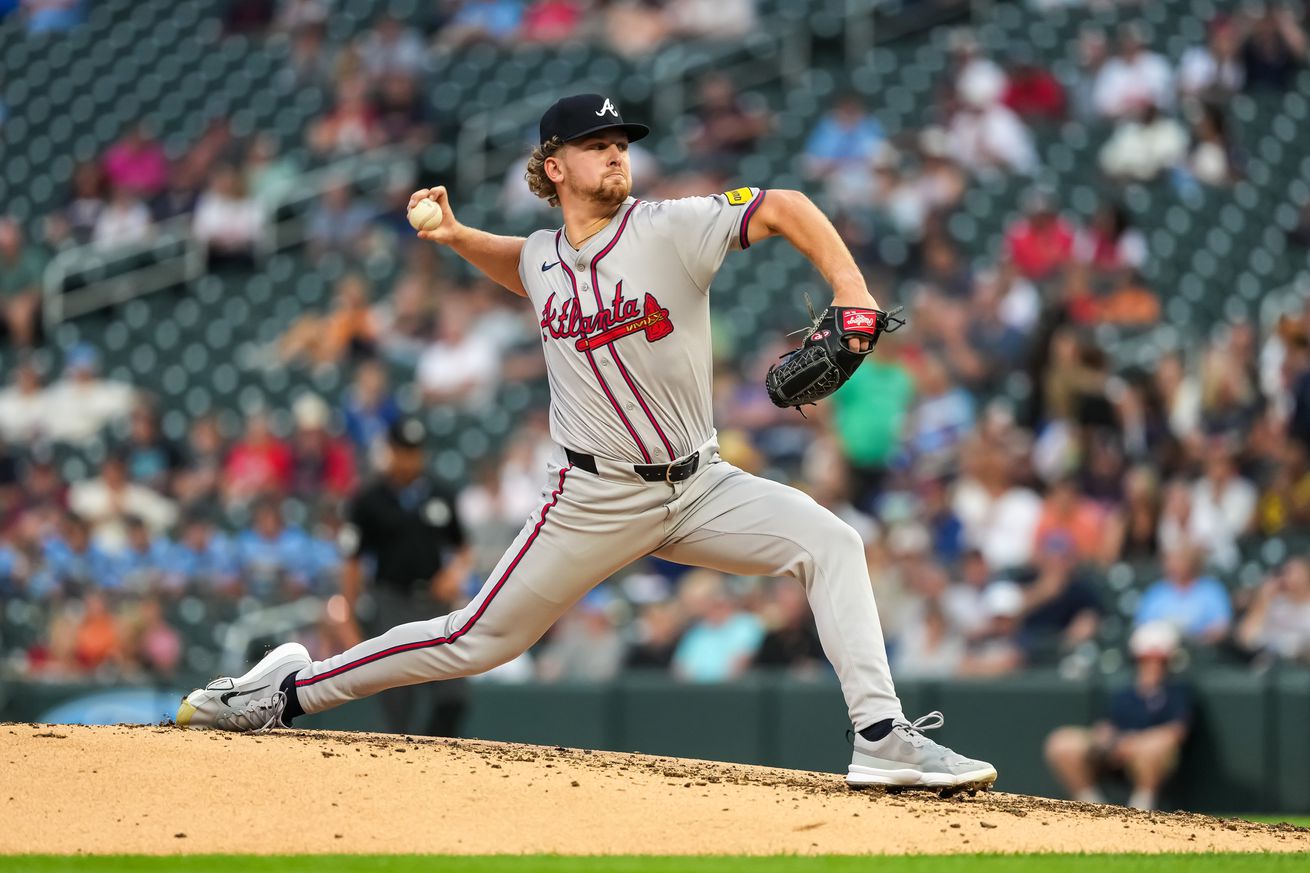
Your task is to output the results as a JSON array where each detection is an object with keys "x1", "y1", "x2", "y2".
[
  {"x1": 811, "y1": 329, "x2": 830, "y2": 341},
  {"x1": 841, "y1": 310, "x2": 879, "y2": 331}
]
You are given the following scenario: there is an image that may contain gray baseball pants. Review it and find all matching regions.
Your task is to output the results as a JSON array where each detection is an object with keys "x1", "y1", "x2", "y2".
[{"x1": 293, "y1": 437, "x2": 904, "y2": 730}]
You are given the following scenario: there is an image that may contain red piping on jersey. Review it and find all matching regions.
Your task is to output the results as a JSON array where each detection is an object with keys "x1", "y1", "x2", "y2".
[
  {"x1": 555, "y1": 230, "x2": 653, "y2": 463},
  {"x1": 589, "y1": 201, "x2": 679, "y2": 460},
  {"x1": 295, "y1": 466, "x2": 573, "y2": 688},
  {"x1": 740, "y1": 189, "x2": 766, "y2": 250}
]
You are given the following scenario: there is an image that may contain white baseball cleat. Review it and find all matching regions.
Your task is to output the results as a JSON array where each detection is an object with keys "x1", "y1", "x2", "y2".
[
  {"x1": 176, "y1": 642, "x2": 310, "y2": 733},
  {"x1": 847, "y1": 711, "x2": 997, "y2": 794}
]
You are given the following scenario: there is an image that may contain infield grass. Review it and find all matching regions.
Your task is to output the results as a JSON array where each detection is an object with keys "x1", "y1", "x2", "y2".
[{"x1": 5, "y1": 855, "x2": 1309, "y2": 873}]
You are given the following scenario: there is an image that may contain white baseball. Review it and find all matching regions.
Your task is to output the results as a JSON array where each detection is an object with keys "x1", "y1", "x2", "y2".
[{"x1": 408, "y1": 198, "x2": 444, "y2": 232}]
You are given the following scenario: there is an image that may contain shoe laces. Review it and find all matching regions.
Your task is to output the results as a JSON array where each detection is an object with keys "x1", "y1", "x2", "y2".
[
  {"x1": 215, "y1": 690, "x2": 288, "y2": 734},
  {"x1": 894, "y1": 710, "x2": 959, "y2": 754}
]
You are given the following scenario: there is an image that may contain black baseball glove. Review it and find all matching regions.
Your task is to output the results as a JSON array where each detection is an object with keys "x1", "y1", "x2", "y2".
[{"x1": 765, "y1": 303, "x2": 905, "y2": 409}]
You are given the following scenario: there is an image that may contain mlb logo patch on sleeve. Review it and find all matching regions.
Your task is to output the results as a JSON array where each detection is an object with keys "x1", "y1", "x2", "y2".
[{"x1": 724, "y1": 187, "x2": 754, "y2": 206}]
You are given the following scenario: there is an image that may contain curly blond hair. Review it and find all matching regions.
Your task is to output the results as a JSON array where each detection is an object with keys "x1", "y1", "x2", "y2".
[{"x1": 524, "y1": 136, "x2": 564, "y2": 208}]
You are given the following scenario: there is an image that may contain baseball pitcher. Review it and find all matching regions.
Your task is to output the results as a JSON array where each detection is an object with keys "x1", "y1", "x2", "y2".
[{"x1": 178, "y1": 94, "x2": 996, "y2": 792}]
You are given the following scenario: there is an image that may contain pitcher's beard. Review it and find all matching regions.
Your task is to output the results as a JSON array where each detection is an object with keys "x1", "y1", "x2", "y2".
[{"x1": 577, "y1": 174, "x2": 630, "y2": 208}]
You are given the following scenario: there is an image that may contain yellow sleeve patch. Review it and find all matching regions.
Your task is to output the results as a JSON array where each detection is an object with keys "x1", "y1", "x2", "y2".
[{"x1": 724, "y1": 187, "x2": 754, "y2": 206}]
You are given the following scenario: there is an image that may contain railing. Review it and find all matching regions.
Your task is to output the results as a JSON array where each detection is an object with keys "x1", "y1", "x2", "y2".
[{"x1": 41, "y1": 147, "x2": 416, "y2": 329}]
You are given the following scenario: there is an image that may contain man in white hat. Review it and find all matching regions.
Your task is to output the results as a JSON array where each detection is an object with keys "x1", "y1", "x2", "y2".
[{"x1": 1043, "y1": 621, "x2": 1191, "y2": 810}]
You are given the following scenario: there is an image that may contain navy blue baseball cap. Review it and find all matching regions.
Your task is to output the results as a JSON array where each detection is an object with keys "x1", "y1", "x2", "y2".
[{"x1": 539, "y1": 93, "x2": 649, "y2": 147}]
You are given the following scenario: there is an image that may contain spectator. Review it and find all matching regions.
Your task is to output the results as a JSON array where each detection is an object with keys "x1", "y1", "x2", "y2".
[
  {"x1": 1033, "y1": 476, "x2": 1108, "y2": 564},
  {"x1": 1069, "y1": 27, "x2": 1111, "y2": 122},
  {"x1": 192, "y1": 164, "x2": 264, "y2": 266},
  {"x1": 121, "y1": 402, "x2": 182, "y2": 494},
  {"x1": 1017, "y1": 533, "x2": 1102, "y2": 658},
  {"x1": 68, "y1": 454, "x2": 178, "y2": 554},
  {"x1": 245, "y1": 135, "x2": 298, "y2": 209},
  {"x1": 341, "y1": 359, "x2": 402, "y2": 453},
  {"x1": 1002, "y1": 52, "x2": 1067, "y2": 122},
  {"x1": 150, "y1": 166, "x2": 201, "y2": 223},
  {"x1": 42, "y1": 513, "x2": 119, "y2": 596},
  {"x1": 953, "y1": 437, "x2": 1043, "y2": 571},
  {"x1": 280, "y1": 22, "x2": 335, "y2": 89},
  {"x1": 942, "y1": 548, "x2": 993, "y2": 640},
  {"x1": 101, "y1": 123, "x2": 168, "y2": 198},
  {"x1": 1257, "y1": 441, "x2": 1310, "y2": 534},
  {"x1": 222, "y1": 412, "x2": 292, "y2": 505},
  {"x1": 1093, "y1": 25, "x2": 1174, "y2": 119},
  {"x1": 802, "y1": 94, "x2": 885, "y2": 182},
  {"x1": 626, "y1": 601, "x2": 685, "y2": 669},
  {"x1": 128, "y1": 596, "x2": 183, "y2": 677},
  {"x1": 173, "y1": 415, "x2": 227, "y2": 509},
  {"x1": 830, "y1": 338, "x2": 915, "y2": 507},
  {"x1": 1181, "y1": 102, "x2": 1240, "y2": 188},
  {"x1": 671, "y1": 571, "x2": 764, "y2": 682},
  {"x1": 1044, "y1": 621, "x2": 1190, "y2": 810},
  {"x1": 436, "y1": 0, "x2": 523, "y2": 49},
  {"x1": 520, "y1": 0, "x2": 584, "y2": 43},
  {"x1": 1135, "y1": 545, "x2": 1232, "y2": 644},
  {"x1": 306, "y1": 180, "x2": 374, "y2": 260},
  {"x1": 966, "y1": 278, "x2": 1027, "y2": 393},
  {"x1": 43, "y1": 344, "x2": 135, "y2": 445},
  {"x1": 65, "y1": 163, "x2": 106, "y2": 243},
  {"x1": 667, "y1": 0, "x2": 757, "y2": 41},
  {"x1": 601, "y1": 0, "x2": 671, "y2": 59},
  {"x1": 905, "y1": 354, "x2": 975, "y2": 475},
  {"x1": 1103, "y1": 466, "x2": 1164, "y2": 563},
  {"x1": 538, "y1": 590, "x2": 626, "y2": 682},
  {"x1": 115, "y1": 516, "x2": 169, "y2": 593},
  {"x1": 893, "y1": 562, "x2": 966, "y2": 678},
  {"x1": 1178, "y1": 16, "x2": 1246, "y2": 99},
  {"x1": 280, "y1": 273, "x2": 381, "y2": 367},
  {"x1": 161, "y1": 515, "x2": 238, "y2": 592},
  {"x1": 958, "y1": 580, "x2": 1026, "y2": 676},
  {"x1": 753, "y1": 578, "x2": 827, "y2": 673},
  {"x1": 275, "y1": 0, "x2": 327, "y2": 32},
  {"x1": 686, "y1": 75, "x2": 771, "y2": 174},
  {"x1": 288, "y1": 393, "x2": 357, "y2": 499},
  {"x1": 1003, "y1": 188, "x2": 1075, "y2": 284},
  {"x1": 1190, "y1": 444, "x2": 1256, "y2": 568},
  {"x1": 1236, "y1": 557, "x2": 1310, "y2": 663},
  {"x1": 1073, "y1": 202, "x2": 1147, "y2": 283},
  {"x1": 0, "y1": 216, "x2": 45, "y2": 348},
  {"x1": 309, "y1": 77, "x2": 384, "y2": 157},
  {"x1": 92, "y1": 186, "x2": 153, "y2": 249},
  {"x1": 235, "y1": 500, "x2": 320, "y2": 597},
  {"x1": 356, "y1": 15, "x2": 426, "y2": 82},
  {"x1": 948, "y1": 74, "x2": 1039, "y2": 177},
  {"x1": 72, "y1": 590, "x2": 123, "y2": 671},
  {"x1": 375, "y1": 73, "x2": 436, "y2": 150},
  {"x1": 1241, "y1": 4, "x2": 1308, "y2": 92},
  {"x1": 0, "y1": 360, "x2": 49, "y2": 442},
  {"x1": 417, "y1": 295, "x2": 501, "y2": 409},
  {"x1": 1098, "y1": 103, "x2": 1189, "y2": 182}
]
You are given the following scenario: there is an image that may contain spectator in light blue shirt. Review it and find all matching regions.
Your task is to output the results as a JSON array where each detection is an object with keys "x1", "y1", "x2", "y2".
[
  {"x1": 341, "y1": 359, "x2": 401, "y2": 453},
  {"x1": 439, "y1": 0, "x2": 523, "y2": 48},
  {"x1": 1134, "y1": 545, "x2": 1232, "y2": 644},
  {"x1": 235, "y1": 500, "x2": 321, "y2": 597},
  {"x1": 115, "y1": 516, "x2": 171, "y2": 593},
  {"x1": 803, "y1": 93, "x2": 886, "y2": 179},
  {"x1": 43, "y1": 513, "x2": 120, "y2": 594},
  {"x1": 162, "y1": 516, "x2": 239, "y2": 593},
  {"x1": 672, "y1": 573, "x2": 765, "y2": 682}
]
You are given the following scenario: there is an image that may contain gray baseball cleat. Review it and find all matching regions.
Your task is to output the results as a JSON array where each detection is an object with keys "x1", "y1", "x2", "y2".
[
  {"x1": 176, "y1": 642, "x2": 310, "y2": 733},
  {"x1": 847, "y1": 711, "x2": 997, "y2": 793}
]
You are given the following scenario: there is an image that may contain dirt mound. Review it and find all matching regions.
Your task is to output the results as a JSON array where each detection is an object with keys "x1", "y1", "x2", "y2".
[{"x1": 2, "y1": 723, "x2": 1306, "y2": 855}]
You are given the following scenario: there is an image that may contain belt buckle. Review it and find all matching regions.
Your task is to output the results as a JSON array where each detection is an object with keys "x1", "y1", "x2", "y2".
[{"x1": 665, "y1": 451, "x2": 695, "y2": 484}]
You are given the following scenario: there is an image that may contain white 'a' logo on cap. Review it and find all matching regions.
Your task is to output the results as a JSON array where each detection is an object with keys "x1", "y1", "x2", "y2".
[{"x1": 596, "y1": 98, "x2": 618, "y2": 118}]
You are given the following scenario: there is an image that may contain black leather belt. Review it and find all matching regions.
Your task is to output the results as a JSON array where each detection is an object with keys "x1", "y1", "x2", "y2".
[{"x1": 565, "y1": 448, "x2": 700, "y2": 483}]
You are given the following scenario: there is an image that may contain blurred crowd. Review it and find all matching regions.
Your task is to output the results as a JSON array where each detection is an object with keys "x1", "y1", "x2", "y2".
[{"x1": 4, "y1": 3, "x2": 1310, "y2": 690}]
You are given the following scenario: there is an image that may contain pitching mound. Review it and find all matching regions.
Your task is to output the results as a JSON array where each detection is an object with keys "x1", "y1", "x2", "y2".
[{"x1": 2, "y1": 723, "x2": 1306, "y2": 855}]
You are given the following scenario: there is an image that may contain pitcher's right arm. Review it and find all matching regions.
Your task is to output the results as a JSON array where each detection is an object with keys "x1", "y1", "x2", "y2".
[{"x1": 409, "y1": 185, "x2": 528, "y2": 297}]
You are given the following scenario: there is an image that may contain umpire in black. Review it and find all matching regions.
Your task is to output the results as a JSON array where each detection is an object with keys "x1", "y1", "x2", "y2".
[{"x1": 338, "y1": 417, "x2": 472, "y2": 736}]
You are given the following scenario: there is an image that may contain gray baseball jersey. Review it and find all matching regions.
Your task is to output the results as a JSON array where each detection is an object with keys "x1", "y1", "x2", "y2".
[
  {"x1": 518, "y1": 189, "x2": 764, "y2": 464},
  {"x1": 293, "y1": 187, "x2": 906, "y2": 734}
]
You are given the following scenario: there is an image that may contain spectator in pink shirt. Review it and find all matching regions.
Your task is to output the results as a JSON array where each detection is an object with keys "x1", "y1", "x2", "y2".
[{"x1": 102, "y1": 123, "x2": 170, "y2": 198}]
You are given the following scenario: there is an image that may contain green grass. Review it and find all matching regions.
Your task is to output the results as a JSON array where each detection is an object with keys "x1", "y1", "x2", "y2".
[
  {"x1": 1240, "y1": 816, "x2": 1310, "y2": 828},
  {"x1": 4, "y1": 856, "x2": 1308, "y2": 873}
]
